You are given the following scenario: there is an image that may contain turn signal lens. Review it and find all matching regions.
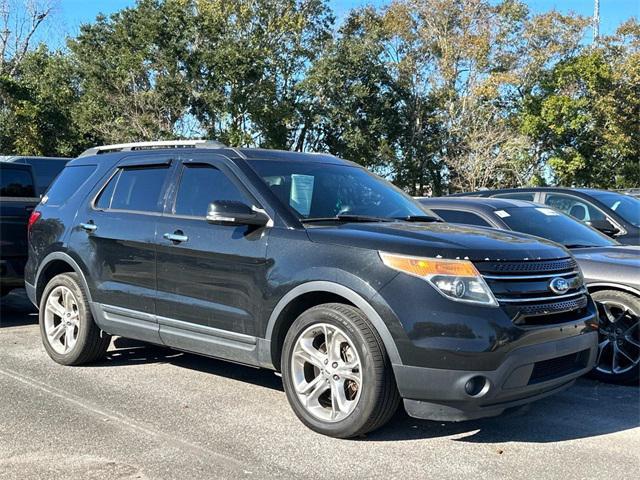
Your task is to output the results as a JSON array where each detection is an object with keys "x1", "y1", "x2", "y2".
[
  {"x1": 379, "y1": 253, "x2": 479, "y2": 277},
  {"x1": 379, "y1": 252, "x2": 498, "y2": 307}
]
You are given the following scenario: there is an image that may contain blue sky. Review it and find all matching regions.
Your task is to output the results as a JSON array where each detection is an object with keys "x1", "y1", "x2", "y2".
[{"x1": 45, "y1": 0, "x2": 639, "y2": 47}]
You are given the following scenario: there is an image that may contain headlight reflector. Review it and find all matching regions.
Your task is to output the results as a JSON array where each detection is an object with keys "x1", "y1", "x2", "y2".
[{"x1": 379, "y1": 252, "x2": 498, "y2": 307}]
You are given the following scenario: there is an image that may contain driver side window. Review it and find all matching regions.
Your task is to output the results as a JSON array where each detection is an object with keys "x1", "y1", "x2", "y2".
[
  {"x1": 173, "y1": 164, "x2": 248, "y2": 217},
  {"x1": 544, "y1": 194, "x2": 605, "y2": 223}
]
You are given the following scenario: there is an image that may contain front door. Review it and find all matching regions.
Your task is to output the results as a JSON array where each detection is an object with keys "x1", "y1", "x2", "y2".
[{"x1": 154, "y1": 154, "x2": 270, "y2": 361}]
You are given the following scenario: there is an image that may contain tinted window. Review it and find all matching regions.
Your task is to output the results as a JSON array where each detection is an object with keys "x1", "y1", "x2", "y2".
[
  {"x1": 0, "y1": 166, "x2": 35, "y2": 197},
  {"x1": 44, "y1": 165, "x2": 96, "y2": 206},
  {"x1": 499, "y1": 207, "x2": 615, "y2": 248},
  {"x1": 174, "y1": 164, "x2": 248, "y2": 217},
  {"x1": 24, "y1": 158, "x2": 68, "y2": 194},
  {"x1": 432, "y1": 209, "x2": 493, "y2": 227},
  {"x1": 493, "y1": 192, "x2": 536, "y2": 201},
  {"x1": 109, "y1": 166, "x2": 169, "y2": 212},
  {"x1": 248, "y1": 160, "x2": 426, "y2": 219},
  {"x1": 544, "y1": 194, "x2": 606, "y2": 223},
  {"x1": 95, "y1": 171, "x2": 119, "y2": 210},
  {"x1": 588, "y1": 191, "x2": 640, "y2": 227}
]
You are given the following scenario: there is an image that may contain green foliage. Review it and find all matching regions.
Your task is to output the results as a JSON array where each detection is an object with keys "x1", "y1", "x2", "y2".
[
  {"x1": 0, "y1": 46, "x2": 84, "y2": 155},
  {"x1": 0, "y1": 0, "x2": 637, "y2": 191}
]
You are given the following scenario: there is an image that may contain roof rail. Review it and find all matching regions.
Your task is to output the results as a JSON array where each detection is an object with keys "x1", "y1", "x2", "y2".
[{"x1": 78, "y1": 140, "x2": 227, "y2": 157}]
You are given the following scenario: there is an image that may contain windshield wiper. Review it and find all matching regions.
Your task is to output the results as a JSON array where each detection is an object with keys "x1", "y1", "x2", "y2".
[
  {"x1": 396, "y1": 215, "x2": 443, "y2": 223},
  {"x1": 302, "y1": 214, "x2": 395, "y2": 224}
]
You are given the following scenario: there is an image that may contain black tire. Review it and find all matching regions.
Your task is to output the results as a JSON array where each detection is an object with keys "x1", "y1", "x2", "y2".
[
  {"x1": 39, "y1": 272, "x2": 111, "y2": 365},
  {"x1": 281, "y1": 303, "x2": 400, "y2": 438},
  {"x1": 589, "y1": 290, "x2": 639, "y2": 384}
]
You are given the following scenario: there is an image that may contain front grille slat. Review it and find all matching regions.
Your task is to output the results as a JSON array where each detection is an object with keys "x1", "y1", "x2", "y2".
[{"x1": 475, "y1": 258, "x2": 588, "y2": 327}]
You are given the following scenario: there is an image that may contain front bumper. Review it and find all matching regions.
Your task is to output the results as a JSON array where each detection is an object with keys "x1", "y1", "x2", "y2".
[{"x1": 394, "y1": 331, "x2": 597, "y2": 421}]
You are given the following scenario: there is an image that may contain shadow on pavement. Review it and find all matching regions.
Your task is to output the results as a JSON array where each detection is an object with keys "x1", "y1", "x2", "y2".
[
  {"x1": 3, "y1": 289, "x2": 638, "y2": 443},
  {"x1": 0, "y1": 289, "x2": 38, "y2": 327}
]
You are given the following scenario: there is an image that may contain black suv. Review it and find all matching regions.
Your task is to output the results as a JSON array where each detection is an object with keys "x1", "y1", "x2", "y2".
[{"x1": 26, "y1": 141, "x2": 598, "y2": 438}]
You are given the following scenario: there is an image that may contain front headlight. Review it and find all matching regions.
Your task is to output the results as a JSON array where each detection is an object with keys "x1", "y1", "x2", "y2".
[{"x1": 379, "y1": 252, "x2": 498, "y2": 307}]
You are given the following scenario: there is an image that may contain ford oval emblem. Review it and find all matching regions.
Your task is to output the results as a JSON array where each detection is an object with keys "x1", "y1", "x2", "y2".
[{"x1": 549, "y1": 277, "x2": 570, "y2": 295}]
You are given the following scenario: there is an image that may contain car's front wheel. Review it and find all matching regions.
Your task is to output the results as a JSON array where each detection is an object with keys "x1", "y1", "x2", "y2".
[
  {"x1": 281, "y1": 303, "x2": 400, "y2": 438},
  {"x1": 39, "y1": 272, "x2": 111, "y2": 365},
  {"x1": 590, "y1": 290, "x2": 639, "y2": 384}
]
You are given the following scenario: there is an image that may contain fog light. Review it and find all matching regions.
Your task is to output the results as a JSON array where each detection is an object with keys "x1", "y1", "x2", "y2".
[{"x1": 465, "y1": 376, "x2": 488, "y2": 397}]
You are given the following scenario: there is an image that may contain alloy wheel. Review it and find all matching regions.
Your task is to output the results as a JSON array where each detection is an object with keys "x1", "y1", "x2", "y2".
[
  {"x1": 44, "y1": 286, "x2": 80, "y2": 354},
  {"x1": 596, "y1": 300, "x2": 640, "y2": 375},
  {"x1": 290, "y1": 323, "x2": 362, "y2": 422}
]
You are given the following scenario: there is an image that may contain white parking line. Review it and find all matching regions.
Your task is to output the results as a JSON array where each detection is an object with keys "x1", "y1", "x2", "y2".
[{"x1": 0, "y1": 366, "x2": 256, "y2": 476}]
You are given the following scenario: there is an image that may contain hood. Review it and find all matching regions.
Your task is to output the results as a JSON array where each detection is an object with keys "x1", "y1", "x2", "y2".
[
  {"x1": 572, "y1": 245, "x2": 640, "y2": 291},
  {"x1": 571, "y1": 245, "x2": 640, "y2": 266},
  {"x1": 306, "y1": 222, "x2": 570, "y2": 262}
]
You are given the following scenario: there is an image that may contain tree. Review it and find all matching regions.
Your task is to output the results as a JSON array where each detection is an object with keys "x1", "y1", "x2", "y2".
[
  {"x1": 299, "y1": 7, "x2": 403, "y2": 170},
  {"x1": 0, "y1": 0, "x2": 55, "y2": 76},
  {"x1": 0, "y1": 46, "x2": 83, "y2": 155},
  {"x1": 520, "y1": 20, "x2": 640, "y2": 188},
  {"x1": 68, "y1": 0, "x2": 196, "y2": 143},
  {"x1": 189, "y1": 0, "x2": 333, "y2": 148}
]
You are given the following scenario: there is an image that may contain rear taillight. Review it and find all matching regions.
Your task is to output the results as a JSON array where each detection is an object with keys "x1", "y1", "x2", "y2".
[{"x1": 27, "y1": 211, "x2": 41, "y2": 233}]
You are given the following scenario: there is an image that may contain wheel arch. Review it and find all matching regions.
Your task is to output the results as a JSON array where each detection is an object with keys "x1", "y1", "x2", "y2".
[
  {"x1": 35, "y1": 252, "x2": 93, "y2": 306},
  {"x1": 587, "y1": 282, "x2": 640, "y2": 298},
  {"x1": 264, "y1": 281, "x2": 402, "y2": 371}
]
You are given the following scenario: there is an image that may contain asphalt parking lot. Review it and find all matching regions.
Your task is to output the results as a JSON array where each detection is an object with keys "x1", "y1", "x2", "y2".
[{"x1": 1, "y1": 291, "x2": 638, "y2": 480}]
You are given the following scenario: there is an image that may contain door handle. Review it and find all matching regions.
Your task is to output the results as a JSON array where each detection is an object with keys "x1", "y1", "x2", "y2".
[
  {"x1": 164, "y1": 232, "x2": 188, "y2": 243},
  {"x1": 80, "y1": 222, "x2": 97, "y2": 232}
]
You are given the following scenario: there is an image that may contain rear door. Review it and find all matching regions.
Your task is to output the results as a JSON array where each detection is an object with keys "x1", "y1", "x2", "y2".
[
  {"x1": 71, "y1": 155, "x2": 174, "y2": 342},
  {"x1": 154, "y1": 154, "x2": 270, "y2": 361}
]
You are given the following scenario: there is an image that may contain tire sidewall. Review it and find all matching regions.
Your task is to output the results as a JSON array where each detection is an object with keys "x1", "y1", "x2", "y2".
[
  {"x1": 39, "y1": 273, "x2": 95, "y2": 366},
  {"x1": 281, "y1": 305, "x2": 384, "y2": 438}
]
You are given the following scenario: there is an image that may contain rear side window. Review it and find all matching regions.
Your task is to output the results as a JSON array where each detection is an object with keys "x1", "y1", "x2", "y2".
[
  {"x1": 493, "y1": 192, "x2": 536, "y2": 202},
  {"x1": 432, "y1": 209, "x2": 492, "y2": 227},
  {"x1": 174, "y1": 164, "x2": 248, "y2": 217},
  {"x1": 0, "y1": 166, "x2": 35, "y2": 197},
  {"x1": 44, "y1": 165, "x2": 96, "y2": 206},
  {"x1": 96, "y1": 166, "x2": 169, "y2": 213}
]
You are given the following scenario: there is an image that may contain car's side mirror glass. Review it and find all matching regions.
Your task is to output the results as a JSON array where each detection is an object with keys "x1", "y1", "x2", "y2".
[{"x1": 206, "y1": 200, "x2": 269, "y2": 227}]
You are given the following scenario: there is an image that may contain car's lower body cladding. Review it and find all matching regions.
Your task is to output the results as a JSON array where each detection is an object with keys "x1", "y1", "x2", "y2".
[{"x1": 394, "y1": 331, "x2": 598, "y2": 422}]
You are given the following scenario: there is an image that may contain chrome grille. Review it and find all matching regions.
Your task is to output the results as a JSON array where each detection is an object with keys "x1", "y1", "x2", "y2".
[{"x1": 475, "y1": 258, "x2": 589, "y2": 326}]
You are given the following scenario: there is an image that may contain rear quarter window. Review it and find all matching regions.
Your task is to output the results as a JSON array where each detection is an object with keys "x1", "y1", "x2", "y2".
[{"x1": 43, "y1": 165, "x2": 97, "y2": 207}]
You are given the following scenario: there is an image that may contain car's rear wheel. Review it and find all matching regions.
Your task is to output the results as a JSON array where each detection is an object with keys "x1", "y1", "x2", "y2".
[
  {"x1": 281, "y1": 303, "x2": 400, "y2": 438},
  {"x1": 590, "y1": 290, "x2": 639, "y2": 384},
  {"x1": 39, "y1": 273, "x2": 111, "y2": 365}
]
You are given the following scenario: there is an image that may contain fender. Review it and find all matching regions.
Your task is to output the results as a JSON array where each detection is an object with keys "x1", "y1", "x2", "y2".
[
  {"x1": 34, "y1": 251, "x2": 95, "y2": 306},
  {"x1": 586, "y1": 281, "x2": 640, "y2": 297},
  {"x1": 264, "y1": 280, "x2": 402, "y2": 365}
]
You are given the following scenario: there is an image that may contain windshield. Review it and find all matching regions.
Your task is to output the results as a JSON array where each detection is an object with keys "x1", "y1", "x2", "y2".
[
  {"x1": 588, "y1": 191, "x2": 640, "y2": 227},
  {"x1": 247, "y1": 160, "x2": 428, "y2": 220},
  {"x1": 498, "y1": 207, "x2": 617, "y2": 248}
]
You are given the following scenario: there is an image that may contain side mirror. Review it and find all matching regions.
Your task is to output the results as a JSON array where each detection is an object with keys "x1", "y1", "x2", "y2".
[
  {"x1": 206, "y1": 201, "x2": 269, "y2": 227},
  {"x1": 588, "y1": 219, "x2": 620, "y2": 237}
]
